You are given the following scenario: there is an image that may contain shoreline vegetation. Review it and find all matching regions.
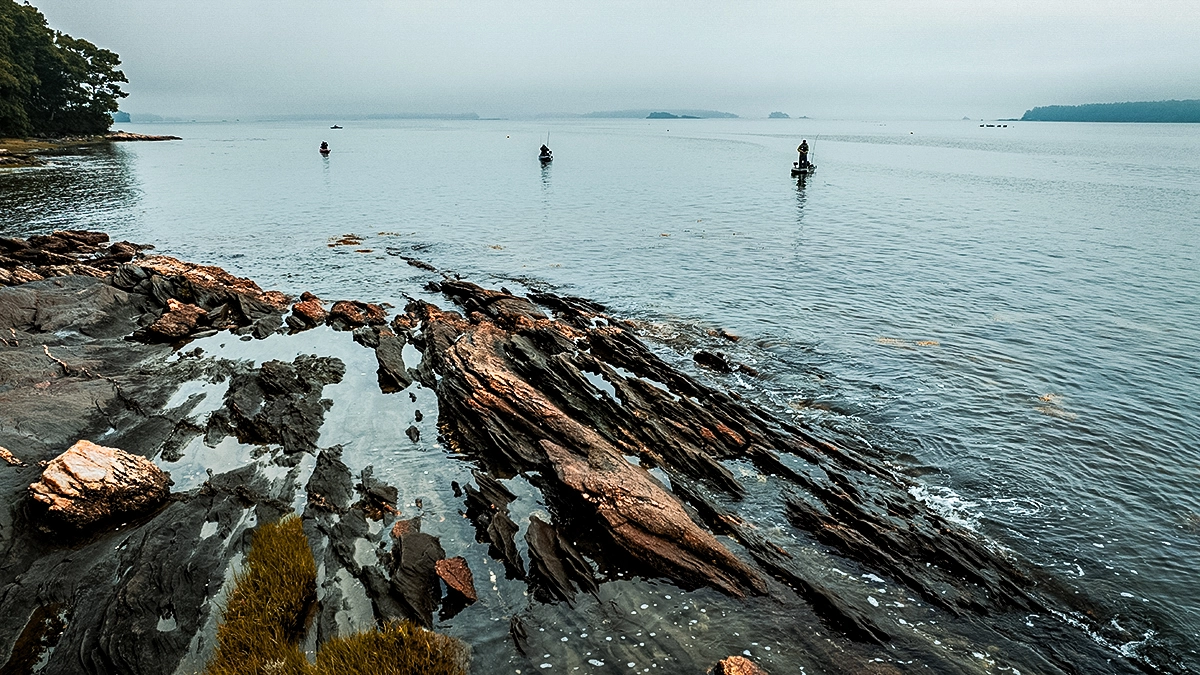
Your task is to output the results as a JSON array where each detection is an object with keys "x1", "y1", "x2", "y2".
[
  {"x1": 1021, "y1": 98, "x2": 1200, "y2": 123},
  {"x1": 0, "y1": 230, "x2": 1184, "y2": 674},
  {"x1": 2, "y1": 0, "x2": 152, "y2": 168}
]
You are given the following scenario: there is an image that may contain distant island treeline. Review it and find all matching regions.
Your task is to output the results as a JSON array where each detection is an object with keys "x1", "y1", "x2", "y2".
[
  {"x1": 1021, "y1": 99, "x2": 1200, "y2": 123},
  {"x1": 581, "y1": 109, "x2": 738, "y2": 119}
]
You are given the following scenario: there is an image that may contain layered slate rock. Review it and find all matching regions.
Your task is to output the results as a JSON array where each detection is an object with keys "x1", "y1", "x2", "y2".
[
  {"x1": 397, "y1": 283, "x2": 765, "y2": 597},
  {"x1": 28, "y1": 440, "x2": 171, "y2": 528},
  {"x1": 388, "y1": 279, "x2": 1082, "y2": 646}
]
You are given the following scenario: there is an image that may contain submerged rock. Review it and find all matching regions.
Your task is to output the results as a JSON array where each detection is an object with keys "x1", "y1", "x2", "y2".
[
  {"x1": 206, "y1": 354, "x2": 345, "y2": 454},
  {"x1": 28, "y1": 440, "x2": 171, "y2": 528}
]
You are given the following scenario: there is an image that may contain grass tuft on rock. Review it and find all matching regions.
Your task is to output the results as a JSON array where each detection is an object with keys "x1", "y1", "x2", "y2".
[
  {"x1": 206, "y1": 515, "x2": 315, "y2": 675},
  {"x1": 205, "y1": 514, "x2": 466, "y2": 675},
  {"x1": 312, "y1": 621, "x2": 467, "y2": 675}
]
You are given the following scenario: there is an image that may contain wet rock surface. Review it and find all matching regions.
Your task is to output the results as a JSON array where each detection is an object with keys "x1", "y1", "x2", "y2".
[
  {"x1": 205, "y1": 354, "x2": 345, "y2": 455},
  {"x1": 0, "y1": 234, "x2": 1182, "y2": 675}
]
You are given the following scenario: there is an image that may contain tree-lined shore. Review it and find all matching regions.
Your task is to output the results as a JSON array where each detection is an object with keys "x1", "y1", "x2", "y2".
[{"x1": 1021, "y1": 99, "x2": 1200, "y2": 123}]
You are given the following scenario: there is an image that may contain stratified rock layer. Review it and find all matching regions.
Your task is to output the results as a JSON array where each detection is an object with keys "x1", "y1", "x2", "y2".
[{"x1": 28, "y1": 440, "x2": 171, "y2": 528}]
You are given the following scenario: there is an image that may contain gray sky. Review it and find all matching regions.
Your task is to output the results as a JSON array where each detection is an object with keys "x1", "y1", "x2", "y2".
[{"x1": 34, "y1": 0, "x2": 1200, "y2": 119}]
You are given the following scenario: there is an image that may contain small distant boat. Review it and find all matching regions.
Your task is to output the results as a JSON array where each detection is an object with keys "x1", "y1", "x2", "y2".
[
  {"x1": 330, "y1": 125, "x2": 343, "y2": 129},
  {"x1": 319, "y1": 141, "x2": 331, "y2": 156},
  {"x1": 539, "y1": 149, "x2": 553, "y2": 163},
  {"x1": 791, "y1": 162, "x2": 815, "y2": 177}
]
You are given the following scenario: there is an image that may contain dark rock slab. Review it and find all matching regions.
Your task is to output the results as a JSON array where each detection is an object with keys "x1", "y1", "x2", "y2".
[
  {"x1": 374, "y1": 331, "x2": 412, "y2": 392},
  {"x1": 464, "y1": 473, "x2": 524, "y2": 579},
  {"x1": 524, "y1": 515, "x2": 598, "y2": 605},
  {"x1": 389, "y1": 532, "x2": 446, "y2": 627},
  {"x1": 206, "y1": 354, "x2": 345, "y2": 454}
]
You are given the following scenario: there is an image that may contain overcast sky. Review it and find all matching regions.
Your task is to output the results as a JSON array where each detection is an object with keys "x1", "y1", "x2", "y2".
[{"x1": 32, "y1": 0, "x2": 1200, "y2": 120}]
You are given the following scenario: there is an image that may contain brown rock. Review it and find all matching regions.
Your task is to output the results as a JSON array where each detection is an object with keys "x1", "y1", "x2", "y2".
[
  {"x1": 137, "y1": 255, "x2": 290, "y2": 310},
  {"x1": 69, "y1": 264, "x2": 108, "y2": 278},
  {"x1": 328, "y1": 300, "x2": 386, "y2": 329},
  {"x1": 329, "y1": 300, "x2": 367, "y2": 327},
  {"x1": 435, "y1": 556, "x2": 478, "y2": 603},
  {"x1": 710, "y1": 656, "x2": 769, "y2": 675},
  {"x1": 11, "y1": 267, "x2": 44, "y2": 284},
  {"x1": 363, "y1": 302, "x2": 387, "y2": 325},
  {"x1": 147, "y1": 298, "x2": 207, "y2": 339},
  {"x1": 28, "y1": 440, "x2": 171, "y2": 528},
  {"x1": 391, "y1": 517, "x2": 420, "y2": 539},
  {"x1": 290, "y1": 294, "x2": 328, "y2": 327}
]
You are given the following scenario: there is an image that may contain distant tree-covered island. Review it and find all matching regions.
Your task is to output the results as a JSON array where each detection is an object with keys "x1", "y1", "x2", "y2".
[
  {"x1": 1021, "y1": 99, "x2": 1200, "y2": 123},
  {"x1": 646, "y1": 111, "x2": 698, "y2": 119},
  {"x1": 0, "y1": 0, "x2": 128, "y2": 137},
  {"x1": 768, "y1": 111, "x2": 790, "y2": 119},
  {"x1": 582, "y1": 109, "x2": 738, "y2": 119}
]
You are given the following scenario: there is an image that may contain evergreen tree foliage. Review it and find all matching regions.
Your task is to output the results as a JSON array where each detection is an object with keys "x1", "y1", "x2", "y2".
[{"x1": 0, "y1": 0, "x2": 127, "y2": 136}]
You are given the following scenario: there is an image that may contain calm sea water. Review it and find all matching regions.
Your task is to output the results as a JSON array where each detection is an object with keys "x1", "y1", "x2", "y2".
[{"x1": 3, "y1": 118, "x2": 1199, "y2": 668}]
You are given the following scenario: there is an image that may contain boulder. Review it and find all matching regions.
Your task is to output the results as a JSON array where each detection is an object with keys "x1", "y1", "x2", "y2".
[
  {"x1": 28, "y1": 440, "x2": 171, "y2": 528},
  {"x1": 329, "y1": 300, "x2": 367, "y2": 328}
]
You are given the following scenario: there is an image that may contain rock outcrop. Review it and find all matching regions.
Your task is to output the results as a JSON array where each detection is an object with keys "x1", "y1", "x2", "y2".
[
  {"x1": 387, "y1": 279, "x2": 1082, "y2": 646},
  {"x1": 28, "y1": 440, "x2": 171, "y2": 528},
  {"x1": 398, "y1": 284, "x2": 765, "y2": 598}
]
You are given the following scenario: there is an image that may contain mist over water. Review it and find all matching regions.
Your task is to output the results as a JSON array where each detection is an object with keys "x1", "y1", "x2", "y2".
[{"x1": 3, "y1": 118, "x2": 1199, "y2": 668}]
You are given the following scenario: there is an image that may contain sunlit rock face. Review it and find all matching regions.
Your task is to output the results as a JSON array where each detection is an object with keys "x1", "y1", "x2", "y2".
[{"x1": 29, "y1": 439, "x2": 171, "y2": 528}]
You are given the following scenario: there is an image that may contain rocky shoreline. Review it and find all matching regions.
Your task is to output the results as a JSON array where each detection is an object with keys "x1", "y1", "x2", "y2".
[
  {"x1": 0, "y1": 132, "x2": 181, "y2": 168},
  {"x1": 0, "y1": 232, "x2": 1180, "y2": 674}
]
